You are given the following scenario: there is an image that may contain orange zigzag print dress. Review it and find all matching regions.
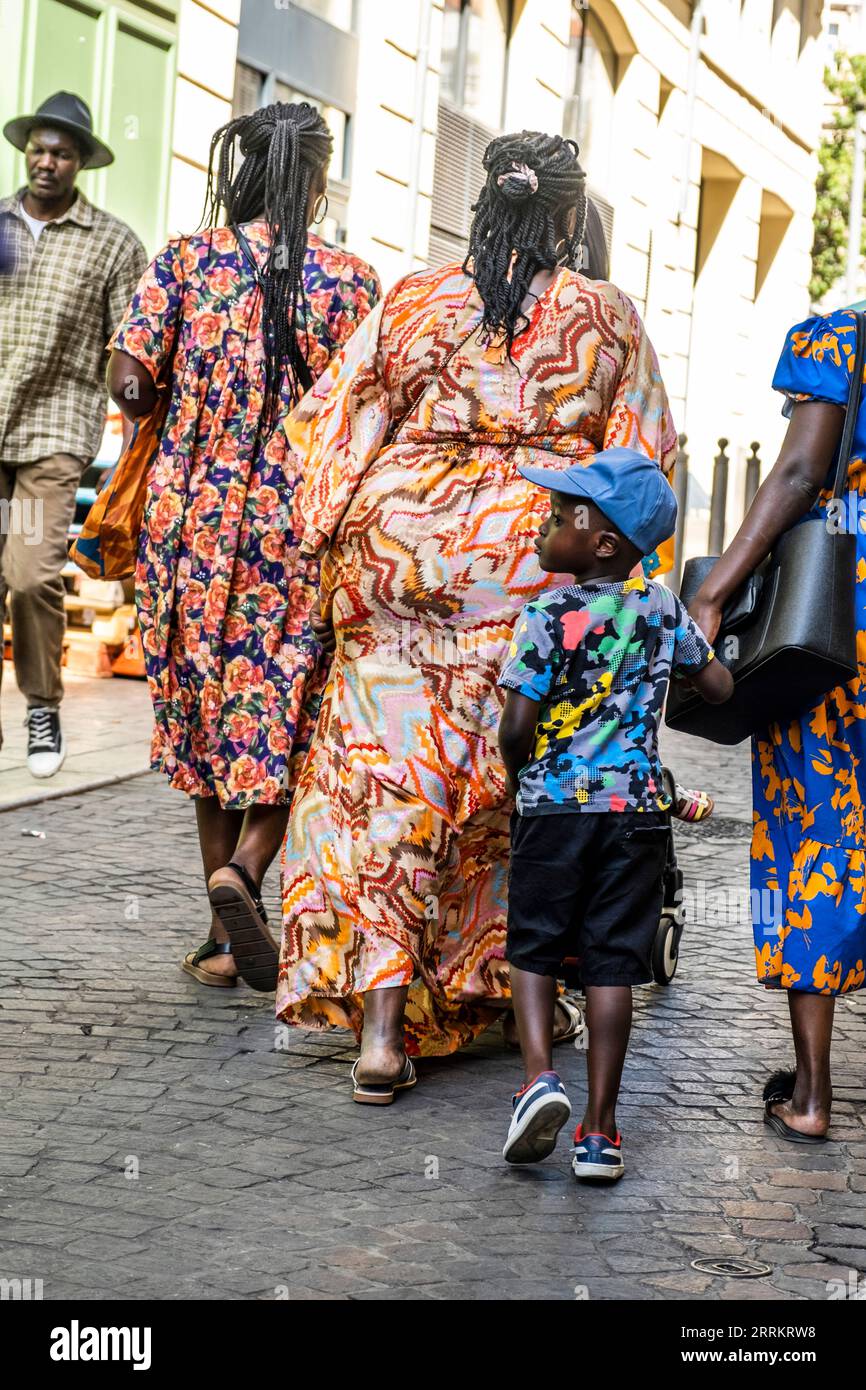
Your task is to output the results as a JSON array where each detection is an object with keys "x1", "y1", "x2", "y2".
[{"x1": 275, "y1": 262, "x2": 677, "y2": 1056}]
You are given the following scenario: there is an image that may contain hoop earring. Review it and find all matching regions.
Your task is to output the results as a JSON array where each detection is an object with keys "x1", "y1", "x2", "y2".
[{"x1": 313, "y1": 193, "x2": 329, "y2": 225}]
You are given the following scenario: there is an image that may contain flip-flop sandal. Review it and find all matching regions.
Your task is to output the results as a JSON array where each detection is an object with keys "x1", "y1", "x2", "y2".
[
  {"x1": 351, "y1": 1055, "x2": 417, "y2": 1105},
  {"x1": 181, "y1": 938, "x2": 237, "y2": 987},
  {"x1": 762, "y1": 1069, "x2": 827, "y2": 1145},
  {"x1": 208, "y1": 861, "x2": 280, "y2": 993},
  {"x1": 503, "y1": 997, "x2": 585, "y2": 1051}
]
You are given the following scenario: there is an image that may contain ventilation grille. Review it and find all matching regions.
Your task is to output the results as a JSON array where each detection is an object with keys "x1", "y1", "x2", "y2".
[
  {"x1": 429, "y1": 100, "x2": 497, "y2": 269},
  {"x1": 429, "y1": 98, "x2": 616, "y2": 275},
  {"x1": 589, "y1": 188, "x2": 614, "y2": 262}
]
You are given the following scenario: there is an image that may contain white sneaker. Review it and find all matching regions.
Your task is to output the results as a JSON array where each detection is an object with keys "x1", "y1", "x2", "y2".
[
  {"x1": 502, "y1": 1070, "x2": 572, "y2": 1165},
  {"x1": 26, "y1": 707, "x2": 66, "y2": 778}
]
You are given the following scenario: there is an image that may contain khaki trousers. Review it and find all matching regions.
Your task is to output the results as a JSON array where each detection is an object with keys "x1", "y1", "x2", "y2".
[{"x1": 0, "y1": 452, "x2": 85, "y2": 749}]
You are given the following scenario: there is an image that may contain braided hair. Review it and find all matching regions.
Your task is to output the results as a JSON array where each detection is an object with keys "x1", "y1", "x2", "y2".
[
  {"x1": 464, "y1": 130, "x2": 587, "y2": 358},
  {"x1": 201, "y1": 102, "x2": 333, "y2": 422}
]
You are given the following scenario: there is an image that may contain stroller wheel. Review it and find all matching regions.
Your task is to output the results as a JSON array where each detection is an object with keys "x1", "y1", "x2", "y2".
[{"x1": 652, "y1": 913, "x2": 681, "y2": 985}]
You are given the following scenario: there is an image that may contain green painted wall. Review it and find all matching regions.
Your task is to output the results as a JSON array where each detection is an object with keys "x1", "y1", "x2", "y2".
[{"x1": 0, "y1": 0, "x2": 178, "y2": 253}]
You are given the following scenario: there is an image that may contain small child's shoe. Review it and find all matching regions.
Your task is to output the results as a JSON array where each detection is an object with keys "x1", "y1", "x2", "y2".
[
  {"x1": 503, "y1": 1071, "x2": 571, "y2": 1165},
  {"x1": 673, "y1": 781, "x2": 714, "y2": 823},
  {"x1": 571, "y1": 1127, "x2": 624, "y2": 1181}
]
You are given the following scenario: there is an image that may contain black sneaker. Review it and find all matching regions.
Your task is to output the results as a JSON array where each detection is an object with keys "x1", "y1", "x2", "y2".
[{"x1": 26, "y1": 707, "x2": 65, "y2": 779}]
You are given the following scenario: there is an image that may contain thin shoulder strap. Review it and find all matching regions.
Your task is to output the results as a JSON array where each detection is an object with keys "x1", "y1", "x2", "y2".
[
  {"x1": 388, "y1": 320, "x2": 479, "y2": 443},
  {"x1": 232, "y1": 222, "x2": 261, "y2": 285},
  {"x1": 833, "y1": 309, "x2": 866, "y2": 498}
]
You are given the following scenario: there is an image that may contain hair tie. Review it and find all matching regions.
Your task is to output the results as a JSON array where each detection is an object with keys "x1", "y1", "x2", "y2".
[{"x1": 497, "y1": 162, "x2": 539, "y2": 194}]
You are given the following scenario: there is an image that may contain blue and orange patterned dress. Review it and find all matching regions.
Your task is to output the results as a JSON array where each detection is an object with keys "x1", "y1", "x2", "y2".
[
  {"x1": 111, "y1": 226, "x2": 380, "y2": 809},
  {"x1": 752, "y1": 308, "x2": 866, "y2": 996}
]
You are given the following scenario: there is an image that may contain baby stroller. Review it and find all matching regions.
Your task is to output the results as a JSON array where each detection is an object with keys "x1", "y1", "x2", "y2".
[{"x1": 560, "y1": 766, "x2": 686, "y2": 992}]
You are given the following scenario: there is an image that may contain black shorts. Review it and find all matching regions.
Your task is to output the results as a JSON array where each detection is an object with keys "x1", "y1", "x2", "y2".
[{"x1": 506, "y1": 811, "x2": 669, "y2": 986}]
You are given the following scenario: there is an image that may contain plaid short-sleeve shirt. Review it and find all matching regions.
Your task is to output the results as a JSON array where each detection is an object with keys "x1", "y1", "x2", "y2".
[{"x1": 0, "y1": 188, "x2": 146, "y2": 464}]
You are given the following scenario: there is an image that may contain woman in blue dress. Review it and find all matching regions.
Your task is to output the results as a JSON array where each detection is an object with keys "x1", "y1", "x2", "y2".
[{"x1": 690, "y1": 307, "x2": 866, "y2": 1144}]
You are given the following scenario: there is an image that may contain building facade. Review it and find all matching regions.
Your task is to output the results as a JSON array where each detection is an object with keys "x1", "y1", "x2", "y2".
[
  {"x1": 2, "y1": 0, "x2": 830, "y2": 555},
  {"x1": 0, "y1": 0, "x2": 239, "y2": 254}
]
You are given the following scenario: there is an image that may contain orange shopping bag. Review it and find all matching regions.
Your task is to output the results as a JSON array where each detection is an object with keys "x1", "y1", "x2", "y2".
[
  {"x1": 70, "y1": 239, "x2": 186, "y2": 581},
  {"x1": 69, "y1": 391, "x2": 170, "y2": 580}
]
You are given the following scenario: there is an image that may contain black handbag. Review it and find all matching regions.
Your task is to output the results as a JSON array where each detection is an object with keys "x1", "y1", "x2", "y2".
[{"x1": 665, "y1": 310, "x2": 865, "y2": 746}]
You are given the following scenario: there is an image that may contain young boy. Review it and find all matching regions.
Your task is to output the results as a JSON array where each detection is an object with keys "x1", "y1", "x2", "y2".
[{"x1": 498, "y1": 446, "x2": 733, "y2": 1180}]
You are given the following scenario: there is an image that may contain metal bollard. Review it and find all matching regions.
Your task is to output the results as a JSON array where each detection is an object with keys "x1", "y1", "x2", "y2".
[
  {"x1": 744, "y1": 441, "x2": 761, "y2": 514},
  {"x1": 672, "y1": 433, "x2": 689, "y2": 591},
  {"x1": 708, "y1": 437, "x2": 729, "y2": 556}
]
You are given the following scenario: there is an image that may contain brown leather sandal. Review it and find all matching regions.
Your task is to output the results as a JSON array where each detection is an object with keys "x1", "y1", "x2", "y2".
[
  {"x1": 181, "y1": 938, "x2": 237, "y2": 987},
  {"x1": 207, "y1": 861, "x2": 280, "y2": 993}
]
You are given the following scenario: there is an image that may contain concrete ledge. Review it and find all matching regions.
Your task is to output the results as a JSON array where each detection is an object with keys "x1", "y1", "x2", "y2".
[{"x1": 0, "y1": 766, "x2": 152, "y2": 814}]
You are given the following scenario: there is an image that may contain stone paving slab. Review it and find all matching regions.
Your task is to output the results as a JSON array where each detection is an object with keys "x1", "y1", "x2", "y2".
[{"x1": 0, "y1": 728, "x2": 865, "y2": 1301}]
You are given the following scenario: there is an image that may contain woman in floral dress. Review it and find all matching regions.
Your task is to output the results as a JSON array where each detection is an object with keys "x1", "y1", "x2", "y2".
[
  {"x1": 108, "y1": 103, "x2": 380, "y2": 987},
  {"x1": 276, "y1": 131, "x2": 678, "y2": 1092}
]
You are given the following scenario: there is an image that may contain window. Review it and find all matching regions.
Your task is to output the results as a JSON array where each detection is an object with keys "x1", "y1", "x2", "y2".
[
  {"x1": 439, "y1": 0, "x2": 507, "y2": 130},
  {"x1": 231, "y1": 64, "x2": 351, "y2": 243},
  {"x1": 274, "y1": 82, "x2": 349, "y2": 183},
  {"x1": 233, "y1": 62, "x2": 263, "y2": 118},
  {"x1": 232, "y1": 66, "x2": 348, "y2": 184},
  {"x1": 564, "y1": 6, "x2": 618, "y2": 197},
  {"x1": 290, "y1": 0, "x2": 353, "y2": 32}
]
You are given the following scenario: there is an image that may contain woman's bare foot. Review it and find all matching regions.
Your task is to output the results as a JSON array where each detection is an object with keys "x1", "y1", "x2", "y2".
[
  {"x1": 767, "y1": 1099, "x2": 829, "y2": 1139},
  {"x1": 195, "y1": 948, "x2": 237, "y2": 979},
  {"x1": 356, "y1": 984, "x2": 410, "y2": 1085},
  {"x1": 182, "y1": 914, "x2": 238, "y2": 983},
  {"x1": 502, "y1": 998, "x2": 578, "y2": 1049},
  {"x1": 354, "y1": 1039, "x2": 407, "y2": 1085}
]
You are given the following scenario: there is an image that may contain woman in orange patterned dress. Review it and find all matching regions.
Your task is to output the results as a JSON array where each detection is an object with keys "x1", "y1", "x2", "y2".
[
  {"x1": 274, "y1": 131, "x2": 678, "y2": 1093},
  {"x1": 108, "y1": 104, "x2": 379, "y2": 988}
]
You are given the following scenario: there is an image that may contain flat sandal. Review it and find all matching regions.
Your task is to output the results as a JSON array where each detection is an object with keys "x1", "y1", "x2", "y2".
[
  {"x1": 181, "y1": 938, "x2": 237, "y2": 987},
  {"x1": 208, "y1": 861, "x2": 280, "y2": 993},
  {"x1": 351, "y1": 1056, "x2": 417, "y2": 1105}
]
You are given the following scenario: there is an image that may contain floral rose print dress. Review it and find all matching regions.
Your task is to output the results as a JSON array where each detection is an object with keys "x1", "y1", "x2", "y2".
[
  {"x1": 110, "y1": 225, "x2": 380, "y2": 808},
  {"x1": 752, "y1": 308, "x2": 866, "y2": 996},
  {"x1": 276, "y1": 262, "x2": 677, "y2": 1056}
]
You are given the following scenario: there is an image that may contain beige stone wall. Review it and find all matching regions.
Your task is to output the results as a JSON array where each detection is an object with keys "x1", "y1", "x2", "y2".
[
  {"x1": 165, "y1": 0, "x2": 241, "y2": 238},
  {"x1": 344, "y1": 0, "x2": 442, "y2": 286},
  {"x1": 342, "y1": 1, "x2": 823, "y2": 555},
  {"x1": 477, "y1": 0, "x2": 825, "y2": 556}
]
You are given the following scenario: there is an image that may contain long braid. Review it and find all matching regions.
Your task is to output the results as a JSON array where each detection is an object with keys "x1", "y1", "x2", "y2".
[
  {"x1": 201, "y1": 101, "x2": 333, "y2": 423},
  {"x1": 464, "y1": 130, "x2": 587, "y2": 359}
]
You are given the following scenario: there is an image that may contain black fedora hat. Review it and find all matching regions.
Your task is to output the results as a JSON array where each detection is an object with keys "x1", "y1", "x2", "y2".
[{"x1": 3, "y1": 91, "x2": 114, "y2": 169}]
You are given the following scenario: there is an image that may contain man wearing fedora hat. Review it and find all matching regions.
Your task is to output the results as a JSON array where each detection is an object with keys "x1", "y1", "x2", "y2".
[{"x1": 0, "y1": 92, "x2": 146, "y2": 777}]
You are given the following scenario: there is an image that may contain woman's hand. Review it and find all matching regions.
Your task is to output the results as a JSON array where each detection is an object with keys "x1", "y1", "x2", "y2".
[
  {"x1": 309, "y1": 596, "x2": 335, "y2": 655},
  {"x1": 688, "y1": 591, "x2": 724, "y2": 647}
]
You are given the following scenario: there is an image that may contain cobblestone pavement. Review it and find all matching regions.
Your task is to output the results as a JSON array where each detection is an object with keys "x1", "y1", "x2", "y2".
[{"x1": 2, "y1": 728, "x2": 865, "y2": 1302}]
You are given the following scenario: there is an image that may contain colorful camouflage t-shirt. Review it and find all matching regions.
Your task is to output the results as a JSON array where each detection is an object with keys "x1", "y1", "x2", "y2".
[{"x1": 498, "y1": 574, "x2": 714, "y2": 816}]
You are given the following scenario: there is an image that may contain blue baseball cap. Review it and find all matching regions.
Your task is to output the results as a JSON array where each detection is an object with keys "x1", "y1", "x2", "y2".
[{"x1": 518, "y1": 446, "x2": 677, "y2": 558}]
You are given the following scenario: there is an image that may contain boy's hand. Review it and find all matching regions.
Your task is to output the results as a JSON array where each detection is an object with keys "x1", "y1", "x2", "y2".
[{"x1": 498, "y1": 689, "x2": 539, "y2": 794}]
